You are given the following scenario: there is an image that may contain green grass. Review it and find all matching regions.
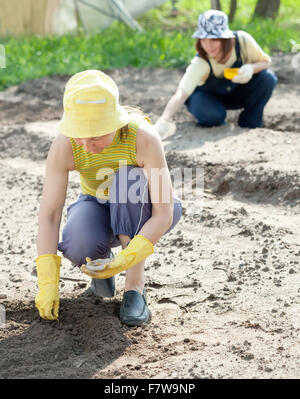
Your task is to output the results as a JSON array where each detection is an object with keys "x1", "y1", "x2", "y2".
[{"x1": 0, "y1": 0, "x2": 299, "y2": 90}]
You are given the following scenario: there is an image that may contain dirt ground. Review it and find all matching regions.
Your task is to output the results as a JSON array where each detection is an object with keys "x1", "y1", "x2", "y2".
[{"x1": 0, "y1": 53, "x2": 299, "y2": 379}]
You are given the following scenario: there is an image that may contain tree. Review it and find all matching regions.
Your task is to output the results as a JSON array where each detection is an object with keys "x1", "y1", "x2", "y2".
[
  {"x1": 210, "y1": 0, "x2": 222, "y2": 10},
  {"x1": 253, "y1": 0, "x2": 280, "y2": 19},
  {"x1": 228, "y1": 0, "x2": 237, "y2": 22}
]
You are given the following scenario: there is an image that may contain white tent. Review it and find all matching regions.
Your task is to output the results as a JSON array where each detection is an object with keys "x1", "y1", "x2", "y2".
[
  {"x1": 0, "y1": 0, "x2": 171, "y2": 37},
  {"x1": 52, "y1": 0, "x2": 169, "y2": 35}
]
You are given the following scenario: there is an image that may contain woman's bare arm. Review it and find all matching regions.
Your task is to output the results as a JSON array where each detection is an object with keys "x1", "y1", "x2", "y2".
[
  {"x1": 160, "y1": 87, "x2": 190, "y2": 122},
  {"x1": 37, "y1": 135, "x2": 74, "y2": 256},
  {"x1": 252, "y1": 60, "x2": 270, "y2": 74},
  {"x1": 136, "y1": 119, "x2": 174, "y2": 244}
]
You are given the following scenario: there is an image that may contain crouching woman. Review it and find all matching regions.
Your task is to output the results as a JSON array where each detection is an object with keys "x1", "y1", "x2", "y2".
[{"x1": 35, "y1": 70, "x2": 182, "y2": 326}]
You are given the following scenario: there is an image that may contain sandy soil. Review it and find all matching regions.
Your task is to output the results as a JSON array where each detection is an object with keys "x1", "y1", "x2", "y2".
[{"x1": 0, "y1": 54, "x2": 299, "y2": 379}]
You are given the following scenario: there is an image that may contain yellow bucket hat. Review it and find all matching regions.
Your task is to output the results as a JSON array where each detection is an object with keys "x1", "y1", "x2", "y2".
[{"x1": 58, "y1": 70, "x2": 130, "y2": 138}]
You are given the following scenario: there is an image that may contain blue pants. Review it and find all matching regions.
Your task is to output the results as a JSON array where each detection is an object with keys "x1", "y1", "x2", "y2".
[
  {"x1": 58, "y1": 166, "x2": 182, "y2": 265},
  {"x1": 185, "y1": 69, "x2": 277, "y2": 129}
]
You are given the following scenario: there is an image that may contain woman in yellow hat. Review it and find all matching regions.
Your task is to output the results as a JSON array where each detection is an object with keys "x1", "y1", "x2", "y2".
[
  {"x1": 155, "y1": 10, "x2": 277, "y2": 137},
  {"x1": 35, "y1": 70, "x2": 182, "y2": 326}
]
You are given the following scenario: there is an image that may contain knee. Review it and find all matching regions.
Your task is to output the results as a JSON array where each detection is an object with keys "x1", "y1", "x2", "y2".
[
  {"x1": 165, "y1": 199, "x2": 182, "y2": 234},
  {"x1": 257, "y1": 70, "x2": 278, "y2": 92},
  {"x1": 172, "y1": 200, "x2": 182, "y2": 227},
  {"x1": 196, "y1": 107, "x2": 226, "y2": 126},
  {"x1": 186, "y1": 93, "x2": 226, "y2": 126},
  {"x1": 186, "y1": 93, "x2": 200, "y2": 115},
  {"x1": 59, "y1": 233, "x2": 110, "y2": 265},
  {"x1": 265, "y1": 70, "x2": 277, "y2": 91},
  {"x1": 202, "y1": 109, "x2": 226, "y2": 126}
]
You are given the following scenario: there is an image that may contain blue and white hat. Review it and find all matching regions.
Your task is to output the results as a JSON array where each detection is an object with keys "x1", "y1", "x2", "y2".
[{"x1": 192, "y1": 10, "x2": 234, "y2": 39}]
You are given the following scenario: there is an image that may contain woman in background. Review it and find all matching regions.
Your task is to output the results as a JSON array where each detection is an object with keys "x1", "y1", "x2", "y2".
[{"x1": 155, "y1": 9, "x2": 277, "y2": 137}]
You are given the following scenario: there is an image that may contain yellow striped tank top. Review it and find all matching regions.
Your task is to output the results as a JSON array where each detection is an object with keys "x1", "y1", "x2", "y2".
[{"x1": 70, "y1": 114, "x2": 147, "y2": 199}]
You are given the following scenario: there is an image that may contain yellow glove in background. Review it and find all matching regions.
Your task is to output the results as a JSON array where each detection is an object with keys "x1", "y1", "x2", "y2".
[
  {"x1": 35, "y1": 254, "x2": 61, "y2": 320},
  {"x1": 81, "y1": 235, "x2": 154, "y2": 279}
]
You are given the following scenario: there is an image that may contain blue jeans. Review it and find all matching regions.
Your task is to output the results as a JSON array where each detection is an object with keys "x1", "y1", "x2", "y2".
[
  {"x1": 58, "y1": 166, "x2": 182, "y2": 265},
  {"x1": 185, "y1": 69, "x2": 277, "y2": 128}
]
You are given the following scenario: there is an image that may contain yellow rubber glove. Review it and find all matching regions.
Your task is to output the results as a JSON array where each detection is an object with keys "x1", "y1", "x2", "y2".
[
  {"x1": 35, "y1": 254, "x2": 61, "y2": 320},
  {"x1": 81, "y1": 235, "x2": 154, "y2": 279}
]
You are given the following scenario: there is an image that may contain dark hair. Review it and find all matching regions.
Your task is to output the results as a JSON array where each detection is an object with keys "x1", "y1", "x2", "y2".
[
  {"x1": 196, "y1": 38, "x2": 235, "y2": 64},
  {"x1": 119, "y1": 105, "x2": 144, "y2": 141}
]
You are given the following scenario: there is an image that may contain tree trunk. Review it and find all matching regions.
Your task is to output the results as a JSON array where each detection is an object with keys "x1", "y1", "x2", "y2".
[
  {"x1": 74, "y1": 0, "x2": 84, "y2": 34},
  {"x1": 210, "y1": 0, "x2": 222, "y2": 11},
  {"x1": 228, "y1": 0, "x2": 237, "y2": 22},
  {"x1": 254, "y1": 0, "x2": 280, "y2": 19}
]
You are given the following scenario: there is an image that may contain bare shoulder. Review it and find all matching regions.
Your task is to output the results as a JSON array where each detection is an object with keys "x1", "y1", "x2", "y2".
[
  {"x1": 48, "y1": 134, "x2": 75, "y2": 171},
  {"x1": 136, "y1": 118, "x2": 162, "y2": 149},
  {"x1": 136, "y1": 118, "x2": 166, "y2": 167}
]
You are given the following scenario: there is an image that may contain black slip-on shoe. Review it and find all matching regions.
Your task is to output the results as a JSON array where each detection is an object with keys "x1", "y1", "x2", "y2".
[
  {"x1": 90, "y1": 277, "x2": 115, "y2": 298},
  {"x1": 119, "y1": 289, "x2": 151, "y2": 326}
]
